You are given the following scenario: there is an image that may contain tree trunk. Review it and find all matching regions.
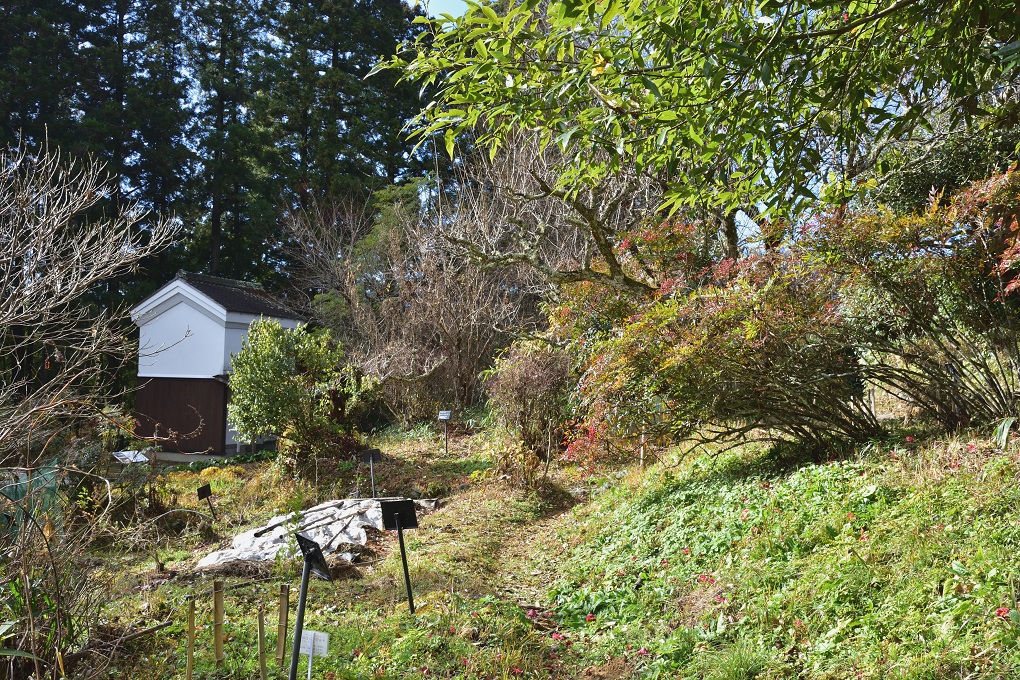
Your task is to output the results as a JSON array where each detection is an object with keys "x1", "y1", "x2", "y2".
[
  {"x1": 209, "y1": 17, "x2": 228, "y2": 275},
  {"x1": 718, "y1": 208, "x2": 739, "y2": 260}
]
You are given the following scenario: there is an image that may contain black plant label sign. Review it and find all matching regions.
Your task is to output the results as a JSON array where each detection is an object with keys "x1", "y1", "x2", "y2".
[
  {"x1": 295, "y1": 532, "x2": 332, "y2": 582},
  {"x1": 381, "y1": 499, "x2": 418, "y2": 530}
]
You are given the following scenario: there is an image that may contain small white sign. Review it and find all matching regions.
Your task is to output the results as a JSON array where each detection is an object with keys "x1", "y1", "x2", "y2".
[
  {"x1": 299, "y1": 630, "x2": 329, "y2": 657},
  {"x1": 438, "y1": 410, "x2": 451, "y2": 421},
  {"x1": 112, "y1": 450, "x2": 149, "y2": 464}
]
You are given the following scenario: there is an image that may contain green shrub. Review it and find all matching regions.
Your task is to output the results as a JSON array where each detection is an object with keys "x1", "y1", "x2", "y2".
[
  {"x1": 816, "y1": 170, "x2": 1020, "y2": 429},
  {"x1": 559, "y1": 171, "x2": 1020, "y2": 455},
  {"x1": 569, "y1": 249, "x2": 880, "y2": 451},
  {"x1": 227, "y1": 319, "x2": 376, "y2": 474}
]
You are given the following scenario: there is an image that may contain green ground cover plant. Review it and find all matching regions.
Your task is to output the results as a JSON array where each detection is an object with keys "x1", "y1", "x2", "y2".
[
  {"x1": 549, "y1": 439, "x2": 1020, "y2": 678},
  {"x1": 60, "y1": 426, "x2": 1020, "y2": 679}
]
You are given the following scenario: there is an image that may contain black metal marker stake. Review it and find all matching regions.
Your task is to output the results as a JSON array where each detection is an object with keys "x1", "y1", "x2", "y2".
[
  {"x1": 287, "y1": 558, "x2": 311, "y2": 680},
  {"x1": 360, "y1": 449, "x2": 381, "y2": 498},
  {"x1": 381, "y1": 500, "x2": 418, "y2": 615},
  {"x1": 197, "y1": 483, "x2": 217, "y2": 520},
  {"x1": 396, "y1": 513, "x2": 415, "y2": 614},
  {"x1": 289, "y1": 533, "x2": 332, "y2": 680},
  {"x1": 369, "y1": 456, "x2": 376, "y2": 497}
]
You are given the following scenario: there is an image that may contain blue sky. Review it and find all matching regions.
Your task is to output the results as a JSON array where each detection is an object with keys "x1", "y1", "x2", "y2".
[{"x1": 419, "y1": 0, "x2": 468, "y2": 17}]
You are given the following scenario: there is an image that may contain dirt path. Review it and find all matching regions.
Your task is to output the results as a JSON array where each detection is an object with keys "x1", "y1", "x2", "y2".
[{"x1": 491, "y1": 500, "x2": 582, "y2": 608}]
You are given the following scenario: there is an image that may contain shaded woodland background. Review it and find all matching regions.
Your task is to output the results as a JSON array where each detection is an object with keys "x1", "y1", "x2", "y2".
[{"x1": 0, "y1": 0, "x2": 434, "y2": 296}]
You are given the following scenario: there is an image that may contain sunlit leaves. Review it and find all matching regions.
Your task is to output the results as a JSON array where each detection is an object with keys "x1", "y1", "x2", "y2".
[{"x1": 387, "y1": 0, "x2": 1020, "y2": 216}]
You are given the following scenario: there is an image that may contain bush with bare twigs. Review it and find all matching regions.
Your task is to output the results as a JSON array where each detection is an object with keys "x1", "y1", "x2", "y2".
[
  {"x1": 484, "y1": 341, "x2": 572, "y2": 486},
  {"x1": 0, "y1": 145, "x2": 174, "y2": 677},
  {"x1": 0, "y1": 144, "x2": 175, "y2": 467},
  {"x1": 287, "y1": 183, "x2": 537, "y2": 423}
]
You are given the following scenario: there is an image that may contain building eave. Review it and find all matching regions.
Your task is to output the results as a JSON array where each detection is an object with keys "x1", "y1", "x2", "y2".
[{"x1": 131, "y1": 279, "x2": 229, "y2": 327}]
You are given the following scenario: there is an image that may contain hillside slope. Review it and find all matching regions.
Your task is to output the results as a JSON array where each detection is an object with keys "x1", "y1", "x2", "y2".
[
  {"x1": 116, "y1": 433, "x2": 1020, "y2": 679},
  {"x1": 547, "y1": 439, "x2": 1020, "y2": 679}
]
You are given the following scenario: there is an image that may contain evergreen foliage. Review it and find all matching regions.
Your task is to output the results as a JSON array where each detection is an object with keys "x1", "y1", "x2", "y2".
[
  {"x1": 394, "y1": 0, "x2": 1020, "y2": 215},
  {"x1": 0, "y1": 0, "x2": 430, "y2": 289},
  {"x1": 227, "y1": 319, "x2": 376, "y2": 468}
]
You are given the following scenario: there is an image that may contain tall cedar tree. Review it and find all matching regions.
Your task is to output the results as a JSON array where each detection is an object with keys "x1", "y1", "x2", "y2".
[
  {"x1": 267, "y1": 0, "x2": 430, "y2": 204},
  {"x1": 1, "y1": 0, "x2": 192, "y2": 304},
  {"x1": 0, "y1": 0, "x2": 89, "y2": 152},
  {"x1": 189, "y1": 0, "x2": 281, "y2": 280},
  {"x1": 1, "y1": 0, "x2": 432, "y2": 286}
]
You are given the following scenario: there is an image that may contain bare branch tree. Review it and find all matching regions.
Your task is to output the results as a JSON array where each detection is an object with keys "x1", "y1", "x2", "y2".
[
  {"x1": 0, "y1": 144, "x2": 176, "y2": 466},
  {"x1": 287, "y1": 190, "x2": 538, "y2": 422},
  {"x1": 446, "y1": 132, "x2": 664, "y2": 294}
]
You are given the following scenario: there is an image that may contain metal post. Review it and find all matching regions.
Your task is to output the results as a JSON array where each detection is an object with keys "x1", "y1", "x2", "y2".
[
  {"x1": 443, "y1": 421, "x2": 448, "y2": 458},
  {"x1": 288, "y1": 559, "x2": 312, "y2": 680},
  {"x1": 205, "y1": 496, "x2": 217, "y2": 521},
  {"x1": 396, "y1": 514, "x2": 415, "y2": 614},
  {"x1": 369, "y1": 457, "x2": 376, "y2": 498}
]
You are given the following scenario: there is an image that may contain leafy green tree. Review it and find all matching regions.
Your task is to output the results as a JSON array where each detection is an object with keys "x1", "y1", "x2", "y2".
[
  {"x1": 393, "y1": 0, "x2": 1020, "y2": 216},
  {"x1": 228, "y1": 319, "x2": 377, "y2": 468}
]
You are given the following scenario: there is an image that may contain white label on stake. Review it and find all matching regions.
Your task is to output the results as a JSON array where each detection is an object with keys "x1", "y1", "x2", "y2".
[
  {"x1": 438, "y1": 410, "x2": 451, "y2": 420},
  {"x1": 299, "y1": 630, "x2": 329, "y2": 657}
]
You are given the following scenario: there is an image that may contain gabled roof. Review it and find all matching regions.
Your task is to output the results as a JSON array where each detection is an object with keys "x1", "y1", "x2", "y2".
[
  {"x1": 174, "y1": 271, "x2": 298, "y2": 319},
  {"x1": 131, "y1": 271, "x2": 302, "y2": 326}
]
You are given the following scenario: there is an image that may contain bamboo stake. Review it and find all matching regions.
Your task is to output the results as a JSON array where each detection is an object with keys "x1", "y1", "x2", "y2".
[
  {"x1": 276, "y1": 584, "x2": 290, "y2": 666},
  {"x1": 186, "y1": 597, "x2": 195, "y2": 680},
  {"x1": 258, "y1": 608, "x2": 268, "y2": 680},
  {"x1": 213, "y1": 580, "x2": 225, "y2": 667}
]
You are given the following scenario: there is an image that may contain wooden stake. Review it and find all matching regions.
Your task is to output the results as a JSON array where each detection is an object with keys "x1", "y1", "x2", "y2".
[
  {"x1": 186, "y1": 597, "x2": 195, "y2": 680},
  {"x1": 213, "y1": 580, "x2": 225, "y2": 667},
  {"x1": 276, "y1": 584, "x2": 290, "y2": 666},
  {"x1": 257, "y1": 608, "x2": 268, "y2": 680}
]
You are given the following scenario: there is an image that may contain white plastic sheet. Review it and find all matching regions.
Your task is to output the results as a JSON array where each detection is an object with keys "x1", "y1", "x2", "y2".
[{"x1": 195, "y1": 498, "x2": 383, "y2": 569}]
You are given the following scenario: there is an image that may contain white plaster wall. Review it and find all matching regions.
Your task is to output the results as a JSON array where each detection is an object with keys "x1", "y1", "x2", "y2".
[{"x1": 137, "y1": 301, "x2": 227, "y2": 378}]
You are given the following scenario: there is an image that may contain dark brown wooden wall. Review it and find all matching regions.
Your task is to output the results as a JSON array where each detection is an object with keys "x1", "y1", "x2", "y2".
[{"x1": 135, "y1": 378, "x2": 228, "y2": 453}]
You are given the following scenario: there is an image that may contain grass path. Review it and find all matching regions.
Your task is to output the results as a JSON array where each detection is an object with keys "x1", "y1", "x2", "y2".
[{"x1": 492, "y1": 508, "x2": 576, "y2": 609}]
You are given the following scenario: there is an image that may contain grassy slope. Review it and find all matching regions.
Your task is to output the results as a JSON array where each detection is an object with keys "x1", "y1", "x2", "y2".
[
  {"x1": 110, "y1": 431, "x2": 1020, "y2": 679},
  {"x1": 550, "y1": 439, "x2": 1020, "y2": 679}
]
